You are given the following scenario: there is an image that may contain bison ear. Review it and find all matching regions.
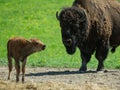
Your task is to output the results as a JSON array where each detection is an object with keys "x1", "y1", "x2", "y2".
[
  {"x1": 79, "y1": 10, "x2": 87, "y2": 22},
  {"x1": 56, "y1": 11, "x2": 60, "y2": 20}
]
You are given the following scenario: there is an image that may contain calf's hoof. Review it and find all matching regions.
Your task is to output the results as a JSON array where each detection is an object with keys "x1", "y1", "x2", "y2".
[
  {"x1": 8, "y1": 77, "x2": 10, "y2": 80},
  {"x1": 16, "y1": 78, "x2": 19, "y2": 82},
  {"x1": 22, "y1": 78, "x2": 24, "y2": 83}
]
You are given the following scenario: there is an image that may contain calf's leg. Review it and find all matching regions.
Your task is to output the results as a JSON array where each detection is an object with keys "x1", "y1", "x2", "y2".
[
  {"x1": 8, "y1": 56, "x2": 12, "y2": 80},
  {"x1": 22, "y1": 58, "x2": 27, "y2": 83},
  {"x1": 15, "y1": 60, "x2": 20, "y2": 82}
]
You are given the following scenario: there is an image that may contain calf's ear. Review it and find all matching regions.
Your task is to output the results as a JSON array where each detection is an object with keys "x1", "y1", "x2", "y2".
[{"x1": 26, "y1": 40, "x2": 31, "y2": 44}]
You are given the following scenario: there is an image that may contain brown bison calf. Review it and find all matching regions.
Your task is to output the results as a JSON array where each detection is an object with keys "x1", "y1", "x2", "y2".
[{"x1": 7, "y1": 37, "x2": 46, "y2": 82}]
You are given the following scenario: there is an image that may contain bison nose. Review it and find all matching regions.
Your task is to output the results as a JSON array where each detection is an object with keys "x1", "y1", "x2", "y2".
[
  {"x1": 64, "y1": 39, "x2": 72, "y2": 46},
  {"x1": 42, "y1": 45, "x2": 46, "y2": 50}
]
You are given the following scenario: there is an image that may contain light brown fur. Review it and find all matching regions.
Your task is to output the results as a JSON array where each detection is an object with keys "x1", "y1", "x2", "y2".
[{"x1": 7, "y1": 37, "x2": 46, "y2": 82}]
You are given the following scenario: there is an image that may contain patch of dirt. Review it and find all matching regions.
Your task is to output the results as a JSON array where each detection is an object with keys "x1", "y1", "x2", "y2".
[{"x1": 0, "y1": 67, "x2": 119, "y2": 90}]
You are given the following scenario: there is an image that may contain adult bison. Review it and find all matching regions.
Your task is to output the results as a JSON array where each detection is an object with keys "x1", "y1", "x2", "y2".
[{"x1": 56, "y1": 0, "x2": 120, "y2": 72}]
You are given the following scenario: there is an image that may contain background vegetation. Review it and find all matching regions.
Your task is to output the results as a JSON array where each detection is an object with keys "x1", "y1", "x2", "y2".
[{"x1": 0, "y1": 0, "x2": 120, "y2": 69}]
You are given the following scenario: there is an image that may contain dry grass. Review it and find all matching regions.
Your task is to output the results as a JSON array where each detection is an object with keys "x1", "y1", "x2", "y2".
[{"x1": 0, "y1": 80, "x2": 113, "y2": 90}]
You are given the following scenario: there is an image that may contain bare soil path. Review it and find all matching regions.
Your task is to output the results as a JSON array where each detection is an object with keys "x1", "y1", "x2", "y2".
[{"x1": 0, "y1": 67, "x2": 119, "y2": 90}]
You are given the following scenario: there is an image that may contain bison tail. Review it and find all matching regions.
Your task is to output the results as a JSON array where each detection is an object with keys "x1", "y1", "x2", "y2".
[{"x1": 111, "y1": 47, "x2": 116, "y2": 53}]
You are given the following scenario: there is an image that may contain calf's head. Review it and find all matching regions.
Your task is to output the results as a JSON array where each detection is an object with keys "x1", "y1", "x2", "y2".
[
  {"x1": 29, "y1": 38, "x2": 46, "y2": 52},
  {"x1": 56, "y1": 6, "x2": 89, "y2": 54}
]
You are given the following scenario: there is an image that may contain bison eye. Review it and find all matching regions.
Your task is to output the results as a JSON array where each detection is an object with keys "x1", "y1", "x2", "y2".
[{"x1": 34, "y1": 42, "x2": 39, "y2": 45}]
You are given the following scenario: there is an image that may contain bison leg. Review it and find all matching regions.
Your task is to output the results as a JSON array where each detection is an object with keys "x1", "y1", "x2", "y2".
[
  {"x1": 8, "y1": 56, "x2": 12, "y2": 80},
  {"x1": 15, "y1": 60, "x2": 20, "y2": 82},
  {"x1": 79, "y1": 52, "x2": 91, "y2": 72},
  {"x1": 95, "y1": 40, "x2": 109, "y2": 71},
  {"x1": 22, "y1": 58, "x2": 27, "y2": 83}
]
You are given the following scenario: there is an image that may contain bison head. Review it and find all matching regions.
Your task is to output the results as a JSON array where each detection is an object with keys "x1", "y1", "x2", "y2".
[{"x1": 56, "y1": 6, "x2": 89, "y2": 55}]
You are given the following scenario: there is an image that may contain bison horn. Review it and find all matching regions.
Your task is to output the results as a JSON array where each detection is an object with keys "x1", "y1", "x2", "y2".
[{"x1": 56, "y1": 11, "x2": 60, "y2": 20}]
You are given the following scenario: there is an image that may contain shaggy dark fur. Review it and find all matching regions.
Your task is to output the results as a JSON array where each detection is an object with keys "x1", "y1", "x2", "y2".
[{"x1": 56, "y1": 0, "x2": 120, "y2": 71}]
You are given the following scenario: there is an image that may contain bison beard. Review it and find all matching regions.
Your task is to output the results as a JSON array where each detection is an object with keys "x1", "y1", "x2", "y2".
[{"x1": 56, "y1": 0, "x2": 120, "y2": 72}]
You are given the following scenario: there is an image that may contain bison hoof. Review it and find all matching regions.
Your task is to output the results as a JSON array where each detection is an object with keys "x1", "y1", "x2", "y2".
[
  {"x1": 79, "y1": 70, "x2": 86, "y2": 73},
  {"x1": 96, "y1": 68, "x2": 104, "y2": 72},
  {"x1": 79, "y1": 68, "x2": 87, "y2": 73}
]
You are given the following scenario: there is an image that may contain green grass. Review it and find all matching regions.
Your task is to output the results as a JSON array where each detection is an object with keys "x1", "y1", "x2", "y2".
[{"x1": 0, "y1": 0, "x2": 120, "y2": 69}]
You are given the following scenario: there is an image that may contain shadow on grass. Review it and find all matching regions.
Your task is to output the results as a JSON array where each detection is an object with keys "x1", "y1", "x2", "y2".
[{"x1": 25, "y1": 70, "x2": 98, "y2": 77}]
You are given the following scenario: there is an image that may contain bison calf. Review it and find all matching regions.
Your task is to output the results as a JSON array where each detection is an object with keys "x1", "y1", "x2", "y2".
[{"x1": 7, "y1": 37, "x2": 46, "y2": 82}]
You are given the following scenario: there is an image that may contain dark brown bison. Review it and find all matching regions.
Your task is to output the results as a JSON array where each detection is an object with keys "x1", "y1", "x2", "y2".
[
  {"x1": 7, "y1": 37, "x2": 46, "y2": 82},
  {"x1": 56, "y1": 0, "x2": 120, "y2": 72}
]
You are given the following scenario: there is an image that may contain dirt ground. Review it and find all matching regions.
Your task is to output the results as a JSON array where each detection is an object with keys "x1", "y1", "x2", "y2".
[{"x1": 0, "y1": 67, "x2": 119, "y2": 90}]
